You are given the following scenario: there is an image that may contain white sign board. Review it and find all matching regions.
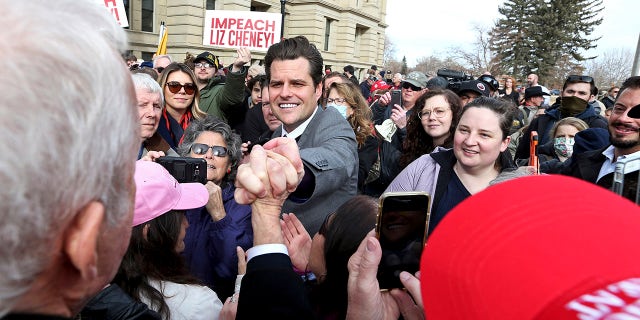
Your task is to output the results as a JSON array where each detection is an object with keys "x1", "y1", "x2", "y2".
[
  {"x1": 203, "y1": 10, "x2": 282, "y2": 52},
  {"x1": 102, "y1": 0, "x2": 129, "y2": 28}
]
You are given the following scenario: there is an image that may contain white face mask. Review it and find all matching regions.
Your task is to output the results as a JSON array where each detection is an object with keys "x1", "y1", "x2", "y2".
[{"x1": 327, "y1": 103, "x2": 348, "y2": 119}]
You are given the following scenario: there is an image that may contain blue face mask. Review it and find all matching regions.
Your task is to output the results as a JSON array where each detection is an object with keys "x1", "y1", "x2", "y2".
[{"x1": 327, "y1": 103, "x2": 348, "y2": 119}]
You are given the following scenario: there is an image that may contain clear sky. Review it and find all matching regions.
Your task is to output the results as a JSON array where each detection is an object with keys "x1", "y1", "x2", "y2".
[{"x1": 385, "y1": 0, "x2": 640, "y2": 67}]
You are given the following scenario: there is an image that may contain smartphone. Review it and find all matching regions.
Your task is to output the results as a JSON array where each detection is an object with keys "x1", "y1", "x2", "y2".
[
  {"x1": 612, "y1": 157, "x2": 640, "y2": 204},
  {"x1": 375, "y1": 191, "x2": 430, "y2": 290},
  {"x1": 390, "y1": 89, "x2": 402, "y2": 107},
  {"x1": 529, "y1": 131, "x2": 539, "y2": 174},
  {"x1": 155, "y1": 156, "x2": 207, "y2": 184}
]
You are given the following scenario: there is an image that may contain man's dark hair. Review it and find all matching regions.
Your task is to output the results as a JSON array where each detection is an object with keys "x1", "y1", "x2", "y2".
[
  {"x1": 265, "y1": 36, "x2": 323, "y2": 87},
  {"x1": 125, "y1": 54, "x2": 137, "y2": 62},
  {"x1": 563, "y1": 75, "x2": 596, "y2": 93},
  {"x1": 618, "y1": 76, "x2": 640, "y2": 98},
  {"x1": 343, "y1": 65, "x2": 354, "y2": 75},
  {"x1": 247, "y1": 74, "x2": 266, "y2": 92}
]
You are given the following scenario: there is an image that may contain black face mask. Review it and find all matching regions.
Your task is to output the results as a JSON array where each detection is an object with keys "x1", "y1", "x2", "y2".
[{"x1": 560, "y1": 96, "x2": 588, "y2": 118}]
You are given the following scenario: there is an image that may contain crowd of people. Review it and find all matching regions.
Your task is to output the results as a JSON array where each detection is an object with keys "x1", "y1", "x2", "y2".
[{"x1": 3, "y1": 1, "x2": 640, "y2": 320}]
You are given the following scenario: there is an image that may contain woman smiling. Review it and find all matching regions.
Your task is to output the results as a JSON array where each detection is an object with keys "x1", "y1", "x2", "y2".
[
  {"x1": 400, "y1": 89, "x2": 462, "y2": 168},
  {"x1": 157, "y1": 63, "x2": 206, "y2": 149},
  {"x1": 386, "y1": 97, "x2": 523, "y2": 235},
  {"x1": 177, "y1": 115, "x2": 252, "y2": 300}
]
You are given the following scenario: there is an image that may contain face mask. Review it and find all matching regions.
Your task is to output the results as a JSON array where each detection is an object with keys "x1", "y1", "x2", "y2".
[
  {"x1": 559, "y1": 96, "x2": 588, "y2": 118},
  {"x1": 327, "y1": 103, "x2": 348, "y2": 119},
  {"x1": 554, "y1": 136, "x2": 575, "y2": 158}
]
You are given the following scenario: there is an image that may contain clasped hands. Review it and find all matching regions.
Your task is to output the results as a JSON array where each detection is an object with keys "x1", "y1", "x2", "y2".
[{"x1": 234, "y1": 137, "x2": 304, "y2": 208}]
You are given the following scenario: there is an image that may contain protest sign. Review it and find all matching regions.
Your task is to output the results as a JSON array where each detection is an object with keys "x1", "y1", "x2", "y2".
[
  {"x1": 203, "y1": 10, "x2": 281, "y2": 51},
  {"x1": 102, "y1": 0, "x2": 129, "y2": 27}
]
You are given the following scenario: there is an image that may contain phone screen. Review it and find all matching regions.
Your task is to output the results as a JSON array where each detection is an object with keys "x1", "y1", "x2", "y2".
[
  {"x1": 390, "y1": 89, "x2": 402, "y2": 107},
  {"x1": 376, "y1": 192, "x2": 430, "y2": 290}
]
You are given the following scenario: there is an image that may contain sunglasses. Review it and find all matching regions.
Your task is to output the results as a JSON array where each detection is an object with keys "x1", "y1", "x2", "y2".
[
  {"x1": 195, "y1": 62, "x2": 214, "y2": 69},
  {"x1": 156, "y1": 67, "x2": 165, "y2": 74},
  {"x1": 191, "y1": 143, "x2": 228, "y2": 157},
  {"x1": 566, "y1": 75, "x2": 594, "y2": 84},
  {"x1": 402, "y1": 82, "x2": 422, "y2": 91},
  {"x1": 166, "y1": 81, "x2": 196, "y2": 95}
]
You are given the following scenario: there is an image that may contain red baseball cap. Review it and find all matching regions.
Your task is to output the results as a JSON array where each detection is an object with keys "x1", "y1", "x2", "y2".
[
  {"x1": 421, "y1": 175, "x2": 640, "y2": 319},
  {"x1": 371, "y1": 79, "x2": 391, "y2": 92}
]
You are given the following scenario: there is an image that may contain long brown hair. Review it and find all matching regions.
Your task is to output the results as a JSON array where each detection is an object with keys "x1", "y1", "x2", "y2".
[
  {"x1": 158, "y1": 62, "x2": 206, "y2": 119},
  {"x1": 400, "y1": 89, "x2": 462, "y2": 167},
  {"x1": 504, "y1": 76, "x2": 516, "y2": 92},
  {"x1": 328, "y1": 82, "x2": 374, "y2": 147},
  {"x1": 113, "y1": 210, "x2": 201, "y2": 320}
]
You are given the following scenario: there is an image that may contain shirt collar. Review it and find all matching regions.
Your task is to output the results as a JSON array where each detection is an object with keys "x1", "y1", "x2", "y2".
[
  {"x1": 602, "y1": 145, "x2": 615, "y2": 162},
  {"x1": 602, "y1": 145, "x2": 640, "y2": 162},
  {"x1": 280, "y1": 105, "x2": 319, "y2": 139}
]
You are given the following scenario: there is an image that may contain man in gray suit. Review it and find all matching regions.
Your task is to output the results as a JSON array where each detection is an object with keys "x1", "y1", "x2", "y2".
[{"x1": 264, "y1": 36, "x2": 358, "y2": 235}]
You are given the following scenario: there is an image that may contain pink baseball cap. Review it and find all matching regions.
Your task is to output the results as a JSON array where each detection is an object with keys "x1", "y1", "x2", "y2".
[
  {"x1": 421, "y1": 175, "x2": 640, "y2": 319},
  {"x1": 133, "y1": 161, "x2": 209, "y2": 227}
]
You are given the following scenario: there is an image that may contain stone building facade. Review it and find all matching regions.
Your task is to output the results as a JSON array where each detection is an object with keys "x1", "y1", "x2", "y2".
[{"x1": 124, "y1": 0, "x2": 387, "y2": 79}]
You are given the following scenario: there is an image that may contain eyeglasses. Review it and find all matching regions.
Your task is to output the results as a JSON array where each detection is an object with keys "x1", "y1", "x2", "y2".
[
  {"x1": 418, "y1": 107, "x2": 450, "y2": 119},
  {"x1": 326, "y1": 98, "x2": 347, "y2": 105},
  {"x1": 156, "y1": 67, "x2": 165, "y2": 74},
  {"x1": 402, "y1": 82, "x2": 422, "y2": 91},
  {"x1": 566, "y1": 75, "x2": 594, "y2": 84},
  {"x1": 195, "y1": 62, "x2": 214, "y2": 69},
  {"x1": 166, "y1": 81, "x2": 196, "y2": 95},
  {"x1": 318, "y1": 212, "x2": 335, "y2": 236},
  {"x1": 611, "y1": 104, "x2": 639, "y2": 116},
  {"x1": 190, "y1": 143, "x2": 228, "y2": 157}
]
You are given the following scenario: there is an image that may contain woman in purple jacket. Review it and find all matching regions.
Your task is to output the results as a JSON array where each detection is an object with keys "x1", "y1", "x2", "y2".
[{"x1": 178, "y1": 115, "x2": 252, "y2": 301}]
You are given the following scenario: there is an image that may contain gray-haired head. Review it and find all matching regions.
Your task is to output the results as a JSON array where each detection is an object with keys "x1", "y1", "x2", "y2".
[
  {"x1": 177, "y1": 115, "x2": 242, "y2": 185},
  {"x1": 0, "y1": 0, "x2": 138, "y2": 315},
  {"x1": 153, "y1": 54, "x2": 173, "y2": 68},
  {"x1": 131, "y1": 73, "x2": 165, "y2": 107}
]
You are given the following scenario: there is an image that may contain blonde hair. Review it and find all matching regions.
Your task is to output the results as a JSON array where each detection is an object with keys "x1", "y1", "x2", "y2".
[{"x1": 551, "y1": 117, "x2": 588, "y2": 138}]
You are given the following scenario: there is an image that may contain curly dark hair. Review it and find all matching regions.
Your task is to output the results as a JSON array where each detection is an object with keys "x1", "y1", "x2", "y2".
[{"x1": 400, "y1": 89, "x2": 462, "y2": 167}]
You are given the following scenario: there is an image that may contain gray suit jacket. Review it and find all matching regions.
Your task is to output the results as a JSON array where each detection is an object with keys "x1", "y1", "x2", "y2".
[{"x1": 273, "y1": 106, "x2": 358, "y2": 234}]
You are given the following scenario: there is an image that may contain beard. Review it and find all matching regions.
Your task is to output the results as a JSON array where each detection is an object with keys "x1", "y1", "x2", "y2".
[
  {"x1": 609, "y1": 121, "x2": 640, "y2": 150},
  {"x1": 610, "y1": 136, "x2": 640, "y2": 150}
]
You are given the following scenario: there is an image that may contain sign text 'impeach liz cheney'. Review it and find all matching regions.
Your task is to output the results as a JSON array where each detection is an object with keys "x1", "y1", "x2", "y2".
[{"x1": 203, "y1": 10, "x2": 282, "y2": 51}]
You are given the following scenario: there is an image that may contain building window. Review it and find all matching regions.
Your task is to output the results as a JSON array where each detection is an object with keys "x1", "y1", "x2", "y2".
[
  {"x1": 354, "y1": 27, "x2": 363, "y2": 57},
  {"x1": 324, "y1": 18, "x2": 332, "y2": 51},
  {"x1": 123, "y1": 0, "x2": 130, "y2": 29},
  {"x1": 250, "y1": 0, "x2": 271, "y2": 11},
  {"x1": 141, "y1": 51, "x2": 155, "y2": 61},
  {"x1": 141, "y1": 0, "x2": 154, "y2": 32},
  {"x1": 206, "y1": 0, "x2": 215, "y2": 10}
]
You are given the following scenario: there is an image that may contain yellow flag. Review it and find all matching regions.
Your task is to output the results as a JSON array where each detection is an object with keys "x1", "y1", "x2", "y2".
[{"x1": 156, "y1": 22, "x2": 167, "y2": 55}]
